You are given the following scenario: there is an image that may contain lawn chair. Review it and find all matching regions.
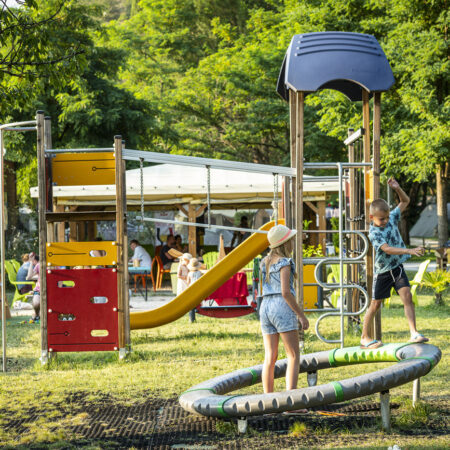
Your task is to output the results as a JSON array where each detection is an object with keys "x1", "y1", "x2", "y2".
[
  {"x1": 4, "y1": 259, "x2": 35, "y2": 308},
  {"x1": 155, "y1": 255, "x2": 171, "y2": 290},
  {"x1": 203, "y1": 252, "x2": 219, "y2": 269},
  {"x1": 385, "y1": 259, "x2": 431, "y2": 307},
  {"x1": 326, "y1": 264, "x2": 344, "y2": 308}
]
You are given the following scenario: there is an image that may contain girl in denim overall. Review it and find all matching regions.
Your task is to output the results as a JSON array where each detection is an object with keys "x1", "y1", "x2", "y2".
[{"x1": 260, "y1": 225, "x2": 309, "y2": 396}]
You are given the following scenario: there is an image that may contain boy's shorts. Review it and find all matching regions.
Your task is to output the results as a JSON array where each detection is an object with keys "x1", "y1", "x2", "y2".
[{"x1": 373, "y1": 264, "x2": 410, "y2": 300}]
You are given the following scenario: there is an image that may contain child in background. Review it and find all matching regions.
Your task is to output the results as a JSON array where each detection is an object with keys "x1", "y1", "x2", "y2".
[
  {"x1": 360, "y1": 178, "x2": 428, "y2": 349},
  {"x1": 177, "y1": 253, "x2": 192, "y2": 296},
  {"x1": 260, "y1": 225, "x2": 309, "y2": 399},
  {"x1": 186, "y1": 258, "x2": 203, "y2": 323}
]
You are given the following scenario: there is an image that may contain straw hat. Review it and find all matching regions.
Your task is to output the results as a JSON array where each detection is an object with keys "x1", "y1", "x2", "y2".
[
  {"x1": 181, "y1": 253, "x2": 193, "y2": 261},
  {"x1": 267, "y1": 224, "x2": 296, "y2": 249},
  {"x1": 187, "y1": 258, "x2": 201, "y2": 271}
]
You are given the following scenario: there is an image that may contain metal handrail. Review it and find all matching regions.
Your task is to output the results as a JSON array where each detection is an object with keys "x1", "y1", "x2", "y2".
[{"x1": 313, "y1": 230, "x2": 370, "y2": 346}]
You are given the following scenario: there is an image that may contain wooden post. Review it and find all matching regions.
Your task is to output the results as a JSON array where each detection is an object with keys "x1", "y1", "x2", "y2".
[
  {"x1": 295, "y1": 91, "x2": 304, "y2": 314},
  {"x1": 188, "y1": 204, "x2": 197, "y2": 257},
  {"x1": 115, "y1": 136, "x2": 129, "y2": 355},
  {"x1": 289, "y1": 90, "x2": 297, "y2": 230},
  {"x1": 37, "y1": 111, "x2": 49, "y2": 363},
  {"x1": 362, "y1": 91, "x2": 376, "y2": 340},
  {"x1": 372, "y1": 92, "x2": 382, "y2": 340},
  {"x1": 347, "y1": 129, "x2": 359, "y2": 330},
  {"x1": 44, "y1": 117, "x2": 54, "y2": 241},
  {"x1": 318, "y1": 200, "x2": 326, "y2": 251},
  {"x1": 87, "y1": 221, "x2": 96, "y2": 240},
  {"x1": 1, "y1": 129, "x2": 8, "y2": 371},
  {"x1": 69, "y1": 207, "x2": 78, "y2": 242},
  {"x1": 55, "y1": 205, "x2": 65, "y2": 242}
]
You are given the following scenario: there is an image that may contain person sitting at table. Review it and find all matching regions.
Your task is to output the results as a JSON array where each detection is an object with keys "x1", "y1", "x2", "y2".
[
  {"x1": 177, "y1": 253, "x2": 192, "y2": 295},
  {"x1": 26, "y1": 253, "x2": 40, "y2": 322},
  {"x1": 187, "y1": 258, "x2": 203, "y2": 322},
  {"x1": 160, "y1": 235, "x2": 176, "y2": 269},
  {"x1": 174, "y1": 234, "x2": 188, "y2": 253},
  {"x1": 231, "y1": 215, "x2": 251, "y2": 249},
  {"x1": 129, "y1": 239, "x2": 152, "y2": 268},
  {"x1": 17, "y1": 253, "x2": 33, "y2": 294}
]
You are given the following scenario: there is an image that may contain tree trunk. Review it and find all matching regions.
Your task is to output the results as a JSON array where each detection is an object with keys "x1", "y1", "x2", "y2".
[{"x1": 436, "y1": 162, "x2": 449, "y2": 247}]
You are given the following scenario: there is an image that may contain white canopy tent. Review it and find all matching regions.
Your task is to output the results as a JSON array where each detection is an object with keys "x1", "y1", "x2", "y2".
[{"x1": 31, "y1": 163, "x2": 340, "y2": 209}]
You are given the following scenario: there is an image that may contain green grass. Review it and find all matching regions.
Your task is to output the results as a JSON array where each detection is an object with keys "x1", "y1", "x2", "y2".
[{"x1": 0, "y1": 291, "x2": 448, "y2": 447}]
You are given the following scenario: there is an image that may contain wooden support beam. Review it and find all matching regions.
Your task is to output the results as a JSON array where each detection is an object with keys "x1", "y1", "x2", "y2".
[
  {"x1": 372, "y1": 92, "x2": 382, "y2": 340},
  {"x1": 188, "y1": 204, "x2": 197, "y2": 257},
  {"x1": 175, "y1": 203, "x2": 188, "y2": 217},
  {"x1": 362, "y1": 90, "x2": 377, "y2": 340},
  {"x1": 36, "y1": 111, "x2": 48, "y2": 361},
  {"x1": 318, "y1": 200, "x2": 326, "y2": 251},
  {"x1": 115, "y1": 137, "x2": 130, "y2": 352},
  {"x1": 305, "y1": 201, "x2": 318, "y2": 215},
  {"x1": 295, "y1": 91, "x2": 304, "y2": 311},
  {"x1": 289, "y1": 90, "x2": 297, "y2": 230},
  {"x1": 195, "y1": 203, "x2": 207, "y2": 218}
]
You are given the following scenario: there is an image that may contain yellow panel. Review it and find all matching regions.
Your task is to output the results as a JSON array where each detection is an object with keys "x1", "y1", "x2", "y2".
[
  {"x1": 46, "y1": 241, "x2": 118, "y2": 267},
  {"x1": 52, "y1": 152, "x2": 115, "y2": 186},
  {"x1": 303, "y1": 264, "x2": 318, "y2": 310}
]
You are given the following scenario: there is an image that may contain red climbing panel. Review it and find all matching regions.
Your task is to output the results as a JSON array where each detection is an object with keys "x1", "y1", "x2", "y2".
[{"x1": 46, "y1": 268, "x2": 119, "y2": 352}]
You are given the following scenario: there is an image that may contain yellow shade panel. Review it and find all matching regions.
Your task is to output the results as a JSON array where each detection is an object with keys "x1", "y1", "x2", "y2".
[
  {"x1": 52, "y1": 152, "x2": 115, "y2": 186},
  {"x1": 46, "y1": 241, "x2": 118, "y2": 267}
]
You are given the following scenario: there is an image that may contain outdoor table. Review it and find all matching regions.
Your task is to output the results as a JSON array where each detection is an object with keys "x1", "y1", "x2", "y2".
[{"x1": 128, "y1": 266, "x2": 152, "y2": 301}]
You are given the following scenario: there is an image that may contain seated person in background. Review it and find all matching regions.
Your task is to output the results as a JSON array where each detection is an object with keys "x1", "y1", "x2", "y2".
[
  {"x1": 160, "y1": 235, "x2": 176, "y2": 269},
  {"x1": 129, "y1": 239, "x2": 152, "y2": 268},
  {"x1": 17, "y1": 253, "x2": 33, "y2": 294},
  {"x1": 174, "y1": 234, "x2": 188, "y2": 253},
  {"x1": 231, "y1": 215, "x2": 251, "y2": 249},
  {"x1": 26, "y1": 253, "x2": 40, "y2": 322}
]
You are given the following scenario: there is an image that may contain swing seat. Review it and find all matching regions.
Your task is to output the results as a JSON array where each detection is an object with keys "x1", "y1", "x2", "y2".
[{"x1": 196, "y1": 299, "x2": 257, "y2": 318}]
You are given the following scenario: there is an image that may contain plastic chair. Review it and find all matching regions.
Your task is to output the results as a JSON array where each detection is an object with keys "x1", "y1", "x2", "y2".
[
  {"x1": 155, "y1": 255, "x2": 171, "y2": 290},
  {"x1": 11, "y1": 260, "x2": 21, "y2": 272},
  {"x1": 385, "y1": 259, "x2": 431, "y2": 307},
  {"x1": 4, "y1": 260, "x2": 35, "y2": 308},
  {"x1": 203, "y1": 252, "x2": 219, "y2": 269}
]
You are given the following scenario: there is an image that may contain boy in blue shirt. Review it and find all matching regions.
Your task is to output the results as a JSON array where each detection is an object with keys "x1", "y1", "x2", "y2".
[{"x1": 360, "y1": 178, "x2": 429, "y2": 349}]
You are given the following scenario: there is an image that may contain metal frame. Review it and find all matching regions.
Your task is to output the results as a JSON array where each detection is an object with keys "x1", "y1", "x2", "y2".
[{"x1": 1, "y1": 120, "x2": 38, "y2": 373}]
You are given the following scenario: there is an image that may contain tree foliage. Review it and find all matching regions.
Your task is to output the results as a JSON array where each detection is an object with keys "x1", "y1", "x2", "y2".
[{"x1": 0, "y1": 0, "x2": 448, "y2": 227}]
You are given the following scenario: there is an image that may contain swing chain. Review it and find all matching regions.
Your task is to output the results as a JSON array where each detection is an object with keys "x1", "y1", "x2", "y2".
[
  {"x1": 273, "y1": 173, "x2": 278, "y2": 225},
  {"x1": 206, "y1": 165, "x2": 211, "y2": 228},
  {"x1": 139, "y1": 157, "x2": 144, "y2": 234}
]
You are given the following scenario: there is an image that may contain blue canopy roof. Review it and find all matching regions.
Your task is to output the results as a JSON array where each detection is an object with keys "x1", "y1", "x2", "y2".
[{"x1": 277, "y1": 32, "x2": 394, "y2": 102}]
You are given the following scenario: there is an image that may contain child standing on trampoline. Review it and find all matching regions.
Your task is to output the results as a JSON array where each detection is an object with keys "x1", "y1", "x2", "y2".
[
  {"x1": 260, "y1": 224, "x2": 309, "y2": 395},
  {"x1": 360, "y1": 178, "x2": 429, "y2": 349}
]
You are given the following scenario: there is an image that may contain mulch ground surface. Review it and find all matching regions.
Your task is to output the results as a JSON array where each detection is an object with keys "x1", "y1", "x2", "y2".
[{"x1": 2, "y1": 392, "x2": 448, "y2": 449}]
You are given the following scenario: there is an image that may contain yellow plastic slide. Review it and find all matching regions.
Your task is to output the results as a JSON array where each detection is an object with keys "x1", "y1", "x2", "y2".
[{"x1": 130, "y1": 220, "x2": 282, "y2": 330}]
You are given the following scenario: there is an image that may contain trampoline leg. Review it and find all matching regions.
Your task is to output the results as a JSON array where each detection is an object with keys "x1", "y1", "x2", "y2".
[
  {"x1": 237, "y1": 417, "x2": 248, "y2": 434},
  {"x1": 412, "y1": 378, "x2": 420, "y2": 407},
  {"x1": 380, "y1": 390, "x2": 391, "y2": 433},
  {"x1": 307, "y1": 371, "x2": 317, "y2": 386}
]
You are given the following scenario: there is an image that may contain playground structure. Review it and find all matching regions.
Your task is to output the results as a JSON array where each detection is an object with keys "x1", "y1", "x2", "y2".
[
  {"x1": 0, "y1": 31, "x2": 407, "y2": 361},
  {"x1": 179, "y1": 31, "x2": 440, "y2": 431},
  {"x1": 0, "y1": 30, "x2": 443, "y2": 434}
]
